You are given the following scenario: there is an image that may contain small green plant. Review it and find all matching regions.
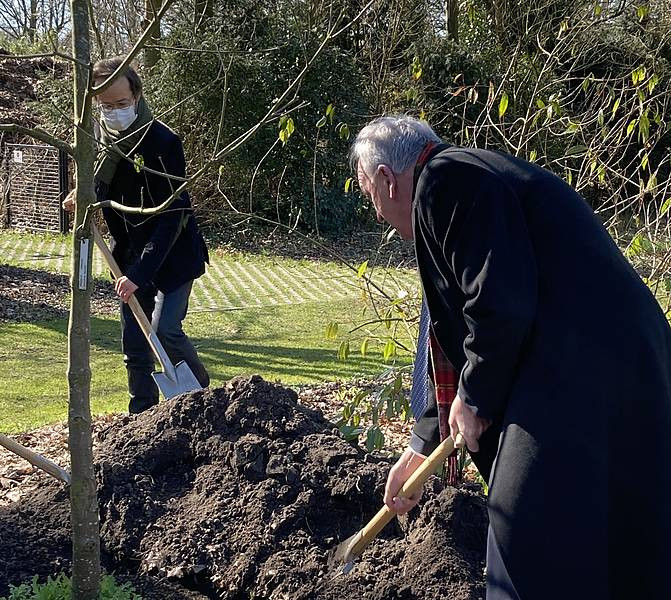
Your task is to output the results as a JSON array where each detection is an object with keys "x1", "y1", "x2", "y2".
[
  {"x1": 336, "y1": 372, "x2": 411, "y2": 451},
  {"x1": 2, "y1": 573, "x2": 141, "y2": 600}
]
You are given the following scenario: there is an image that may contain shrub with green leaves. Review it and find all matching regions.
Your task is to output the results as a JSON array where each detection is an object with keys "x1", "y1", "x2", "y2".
[{"x1": 1, "y1": 574, "x2": 141, "y2": 600}]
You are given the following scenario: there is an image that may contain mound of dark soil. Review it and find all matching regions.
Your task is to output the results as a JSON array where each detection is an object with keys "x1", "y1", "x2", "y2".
[{"x1": 0, "y1": 376, "x2": 487, "y2": 599}]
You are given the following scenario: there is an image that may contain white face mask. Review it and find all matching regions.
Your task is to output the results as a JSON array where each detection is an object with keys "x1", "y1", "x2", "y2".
[{"x1": 101, "y1": 104, "x2": 137, "y2": 131}]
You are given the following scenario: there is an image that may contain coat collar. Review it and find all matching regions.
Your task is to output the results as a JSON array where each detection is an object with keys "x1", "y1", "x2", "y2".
[{"x1": 413, "y1": 142, "x2": 451, "y2": 199}]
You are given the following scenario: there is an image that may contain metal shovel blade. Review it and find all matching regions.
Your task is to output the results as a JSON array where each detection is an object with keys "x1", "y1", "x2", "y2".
[{"x1": 152, "y1": 360, "x2": 203, "y2": 399}]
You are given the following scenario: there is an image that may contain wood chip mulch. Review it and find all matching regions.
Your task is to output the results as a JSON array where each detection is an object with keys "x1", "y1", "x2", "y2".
[{"x1": 0, "y1": 264, "x2": 118, "y2": 323}]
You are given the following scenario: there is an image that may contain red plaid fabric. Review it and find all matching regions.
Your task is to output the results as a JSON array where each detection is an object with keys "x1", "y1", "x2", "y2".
[{"x1": 429, "y1": 335, "x2": 460, "y2": 486}]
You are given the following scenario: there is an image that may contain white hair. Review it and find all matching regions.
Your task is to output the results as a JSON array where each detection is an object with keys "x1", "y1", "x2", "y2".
[{"x1": 350, "y1": 115, "x2": 441, "y2": 177}]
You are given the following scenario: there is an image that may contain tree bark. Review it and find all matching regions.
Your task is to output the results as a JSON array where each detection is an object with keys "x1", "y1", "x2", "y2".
[
  {"x1": 143, "y1": 0, "x2": 161, "y2": 68},
  {"x1": 69, "y1": 0, "x2": 100, "y2": 597},
  {"x1": 446, "y1": 0, "x2": 458, "y2": 42},
  {"x1": 28, "y1": 0, "x2": 37, "y2": 41}
]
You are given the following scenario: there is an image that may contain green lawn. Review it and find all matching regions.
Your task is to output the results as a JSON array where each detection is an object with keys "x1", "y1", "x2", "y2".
[
  {"x1": 0, "y1": 229, "x2": 416, "y2": 433},
  {"x1": 0, "y1": 299, "x2": 413, "y2": 433}
]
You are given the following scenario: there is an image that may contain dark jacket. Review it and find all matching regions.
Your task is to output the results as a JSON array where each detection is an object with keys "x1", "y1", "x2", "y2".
[
  {"x1": 410, "y1": 144, "x2": 671, "y2": 599},
  {"x1": 100, "y1": 121, "x2": 208, "y2": 293}
]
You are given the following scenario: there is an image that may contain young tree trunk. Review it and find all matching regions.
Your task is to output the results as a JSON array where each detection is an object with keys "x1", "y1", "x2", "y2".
[
  {"x1": 446, "y1": 0, "x2": 458, "y2": 42},
  {"x1": 28, "y1": 0, "x2": 38, "y2": 41},
  {"x1": 69, "y1": 0, "x2": 100, "y2": 597}
]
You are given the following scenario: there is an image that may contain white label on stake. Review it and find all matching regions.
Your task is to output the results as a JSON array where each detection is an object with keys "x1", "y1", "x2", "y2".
[
  {"x1": 12, "y1": 150, "x2": 23, "y2": 163},
  {"x1": 78, "y1": 238, "x2": 89, "y2": 290}
]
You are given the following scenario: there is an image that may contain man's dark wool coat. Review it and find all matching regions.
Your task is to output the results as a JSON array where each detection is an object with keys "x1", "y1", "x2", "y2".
[
  {"x1": 409, "y1": 144, "x2": 671, "y2": 599},
  {"x1": 100, "y1": 121, "x2": 208, "y2": 292}
]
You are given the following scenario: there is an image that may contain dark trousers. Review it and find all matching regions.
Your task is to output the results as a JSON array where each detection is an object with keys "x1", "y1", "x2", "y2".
[
  {"x1": 486, "y1": 524, "x2": 521, "y2": 600},
  {"x1": 120, "y1": 280, "x2": 209, "y2": 413}
]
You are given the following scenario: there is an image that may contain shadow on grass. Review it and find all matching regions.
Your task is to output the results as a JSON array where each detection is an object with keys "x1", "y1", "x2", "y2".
[{"x1": 195, "y1": 338, "x2": 407, "y2": 383}]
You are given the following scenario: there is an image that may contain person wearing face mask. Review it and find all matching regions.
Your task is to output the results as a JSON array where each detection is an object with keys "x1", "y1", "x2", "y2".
[{"x1": 64, "y1": 56, "x2": 209, "y2": 413}]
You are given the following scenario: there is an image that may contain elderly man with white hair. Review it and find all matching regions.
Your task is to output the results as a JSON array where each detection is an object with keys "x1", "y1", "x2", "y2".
[{"x1": 351, "y1": 115, "x2": 671, "y2": 600}]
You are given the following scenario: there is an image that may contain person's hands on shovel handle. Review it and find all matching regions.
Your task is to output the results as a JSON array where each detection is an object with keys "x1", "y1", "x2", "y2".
[
  {"x1": 384, "y1": 447, "x2": 427, "y2": 515},
  {"x1": 115, "y1": 276, "x2": 138, "y2": 303},
  {"x1": 448, "y1": 394, "x2": 491, "y2": 453}
]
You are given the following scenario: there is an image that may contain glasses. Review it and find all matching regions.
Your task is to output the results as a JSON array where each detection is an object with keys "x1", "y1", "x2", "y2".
[{"x1": 98, "y1": 99, "x2": 134, "y2": 111}]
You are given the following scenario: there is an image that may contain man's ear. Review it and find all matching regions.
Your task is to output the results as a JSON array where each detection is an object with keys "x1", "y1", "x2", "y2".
[{"x1": 377, "y1": 164, "x2": 397, "y2": 198}]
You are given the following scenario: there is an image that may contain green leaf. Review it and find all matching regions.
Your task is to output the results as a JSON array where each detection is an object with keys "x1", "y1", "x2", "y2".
[
  {"x1": 638, "y1": 111, "x2": 650, "y2": 142},
  {"x1": 646, "y1": 174, "x2": 657, "y2": 192},
  {"x1": 344, "y1": 177, "x2": 353, "y2": 193},
  {"x1": 581, "y1": 77, "x2": 591, "y2": 93},
  {"x1": 536, "y1": 98, "x2": 546, "y2": 109},
  {"x1": 611, "y1": 98, "x2": 620, "y2": 120},
  {"x1": 356, "y1": 260, "x2": 368, "y2": 278},
  {"x1": 382, "y1": 340, "x2": 395, "y2": 361},
  {"x1": 641, "y1": 153, "x2": 649, "y2": 171},
  {"x1": 564, "y1": 121, "x2": 580, "y2": 133},
  {"x1": 286, "y1": 117, "x2": 295, "y2": 136},
  {"x1": 218, "y1": 165, "x2": 226, "y2": 176},
  {"x1": 593, "y1": 2, "x2": 601, "y2": 16},
  {"x1": 648, "y1": 74, "x2": 659, "y2": 94},
  {"x1": 411, "y1": 55, "x2": 422, "y2": 80},
  {"x1": 337, "y1": 340, "x2": 350, "y2": 361},
  {"x1": 326, "y1": 103, "x2": 335, "y2": 122},
  {"x1": 498, "y1": 92, "x2": 509, "y2": 118},
  {"x1": 637, "y1": 4, "x2": 649, "y2": 21},
  {"x1": 325, "y1": 322, "x2": 339, "y2": 339},
  {"x1": 316, "y1": 116, "x2": 327, "y2": 128},
  {"x1": 529, "y1": 149, "x2": 537, "y2": 162},
  {"x1": 566, "y1": 170, "x2": 573, "y2": 186},
  {"x1": 133, "y1": 153, "x2": 144, "y2": 173},
  {"x1": 335, "y1": 122, "x2": 350, "y2": 140},
  {"x1": 566, "y1": 145, "x2": 588, "y2": 156},
  {"x1": 627, "y1": 119, "x2": 637, "y2": 136},
  {"x1": 660, "y1": 198, "x2": 671, "y2": 216},
  {"x1": 626, "y1": 233, "x2": 652, "y2": 258},
  {"x1": 597, "y1": 109, "x2": 605, "y2": 128},
  {"x1": 360, "y1": 338, "x2": 369, "y2": 356}
]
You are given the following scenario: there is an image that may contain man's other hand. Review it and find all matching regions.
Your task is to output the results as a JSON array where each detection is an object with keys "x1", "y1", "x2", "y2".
[
  {"x1": 383, "y1": 446, "x2": 426, "y2": 515},
  {"x1": 115, "y1": 276, "x2": 139, "y2": 303},
  {"x1": 448, "y1": 394, "x2": 491, "y2": 453}
]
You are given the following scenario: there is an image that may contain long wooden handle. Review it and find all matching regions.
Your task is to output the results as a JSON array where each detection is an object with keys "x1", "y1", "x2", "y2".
[
  {"x1": 91, "y1": 224, "x2": 151, "y2": 338},
  {"x1": 348, "y1": 435, "x2": 457, "y2": 558},
  {"x1": 91, "y1": 224, "x2": 177, "y2": 380},
  {"x1": 0, "y1": 433, "x2": 71, "y2": 485}
]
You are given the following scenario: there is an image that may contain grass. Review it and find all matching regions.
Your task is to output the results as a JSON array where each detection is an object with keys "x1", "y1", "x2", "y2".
[
  {"x1": 0, "y1": 301, "x2": 413, "y2": 433},
  {"x1": 0, "y1": 229, "x2": 416, "y2": 433}
]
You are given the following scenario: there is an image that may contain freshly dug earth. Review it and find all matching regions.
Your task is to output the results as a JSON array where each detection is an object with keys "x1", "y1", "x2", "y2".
[{"x1": 0, "y1": 376, "x2": 487, "y2": 599}]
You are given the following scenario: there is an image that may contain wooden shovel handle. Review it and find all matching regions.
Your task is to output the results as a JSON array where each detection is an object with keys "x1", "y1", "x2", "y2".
[
  {"x1": 91, "y1": 224, "x2": 152, "y2": 339},
  {"x1": 348, "y1": 434, "x2": 457, "y2": 558},
  {"x1": 91, "y1": 224, "x2": 176, "y2": 379},
  {"x1": 0, "y1": 433, "x2": 71, "y2": 485}
]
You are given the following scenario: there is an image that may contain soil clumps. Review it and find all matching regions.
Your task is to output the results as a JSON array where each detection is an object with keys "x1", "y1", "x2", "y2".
[{"x1": 0, "y1": 376, "x2": 487, "y2": 599}]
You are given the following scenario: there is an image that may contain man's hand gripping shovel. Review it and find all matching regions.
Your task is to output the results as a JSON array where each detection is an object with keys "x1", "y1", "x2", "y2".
[
  {"x1": 92, "y1": 223, "x2": 202, "y2": 399},
  {"x1": 330, "y1": 432, "x2": 465, "y2": 576}
]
